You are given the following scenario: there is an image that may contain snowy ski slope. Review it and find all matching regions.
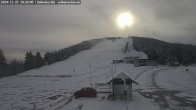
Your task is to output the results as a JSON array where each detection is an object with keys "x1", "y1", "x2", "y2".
[{"x1": 0, "y1": 38, "x2": 196, "y2": 110}]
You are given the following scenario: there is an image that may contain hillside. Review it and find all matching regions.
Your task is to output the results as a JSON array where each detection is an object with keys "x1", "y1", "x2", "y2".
[{"x1": 0, "y1": 38, "x2": 196, "y2": 110}]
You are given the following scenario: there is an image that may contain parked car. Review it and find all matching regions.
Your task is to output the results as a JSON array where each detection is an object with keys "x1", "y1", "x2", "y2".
[{"x1": 74, "y1": 87, "x2": 97, "y2": 99}]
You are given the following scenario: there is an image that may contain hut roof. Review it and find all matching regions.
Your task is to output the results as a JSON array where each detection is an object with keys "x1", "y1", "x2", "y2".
[{"x1": 107, "y1": 72, "x2": 138, "y2": 84}]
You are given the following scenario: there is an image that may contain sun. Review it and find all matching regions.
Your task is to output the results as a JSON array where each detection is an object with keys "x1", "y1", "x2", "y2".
[{"x1": 116, "y1": 12, "x2": 134, "y2": 29}]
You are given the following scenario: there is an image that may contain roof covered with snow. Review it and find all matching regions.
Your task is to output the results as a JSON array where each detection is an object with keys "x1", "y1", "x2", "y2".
[
  {"x1": 124, "y1": 50, "x2": 148, "y2": 59},
  {"x1": 124, "y1": 50, "x2": 140, "y2": 58},
  {"x1": 107, "y1": 72, "x2": 138, "y2": 84},
  {"x1": 138, "y1": 51, "x2": 148, "y2": 59}
]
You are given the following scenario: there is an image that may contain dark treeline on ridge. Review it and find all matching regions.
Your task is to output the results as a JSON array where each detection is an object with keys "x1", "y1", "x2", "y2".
[
  {"x1": 43, "y1": 39, "x2": 102, "y2": 65},
  {"x1": 0, "y1": 39, "x2": 102, "y2": 77},
  {"x1": 24, "y1": 39, "x2": 102, "y2": 71},
  {"x1": 132, "y1": 36, "x2": 196, "y2": 65}
]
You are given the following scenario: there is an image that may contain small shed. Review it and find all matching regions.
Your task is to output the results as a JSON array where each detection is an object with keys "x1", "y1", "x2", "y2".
[
  {"x1": 107, "y1": 72, "x2": 138, "y2": 100},
  {"x1": 112, "y1": 60, "x2": 124, "y2": 64}
]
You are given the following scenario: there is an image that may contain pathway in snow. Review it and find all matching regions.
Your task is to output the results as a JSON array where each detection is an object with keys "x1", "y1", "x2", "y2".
[{"x1": 137, "y1": 67, "x2": 196, "y2": 110}]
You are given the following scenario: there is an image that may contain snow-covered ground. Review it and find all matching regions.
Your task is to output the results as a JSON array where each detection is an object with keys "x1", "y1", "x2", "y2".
[
  {"x1": 0, "y1": 38, "x2": 196, "y2": 110},
  {"x1": 136, "y1": 66, "x2": 196, "y2": 110}
]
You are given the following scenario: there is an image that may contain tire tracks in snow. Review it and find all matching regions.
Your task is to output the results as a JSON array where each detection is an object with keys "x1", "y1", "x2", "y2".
[
  {"x1": 134, "y1": 67, "x2": 154, "y2": 80},
  {"x1": 151, "y1": 68, "x2": 168, "y2": 88},
  {"x1": 138, "y1": 67, "x2": 196, "y2": 110}
]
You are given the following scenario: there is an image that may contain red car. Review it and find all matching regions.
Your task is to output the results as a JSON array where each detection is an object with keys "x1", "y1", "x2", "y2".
[{"x1": 74, "y1": 87, "x2": 97, "y2": 98}]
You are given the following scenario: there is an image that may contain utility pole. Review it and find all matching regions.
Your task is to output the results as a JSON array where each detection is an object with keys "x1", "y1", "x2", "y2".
[
  {"x1": 73, "y1": 69, "x2": 75, "y2": 77},
  {"x1": 106, "y1": 76, "x2": 109, "y2": 84},
  {"x1": 33, "y1": 103, "x2": 36, "y2": 110},
  {"x1": 90, "y1": 63, "x2": 92, "y2": 87},
  {"x1": 187, "y1": 70, "x2": 188, "y2": 80},
  {"x1": 115, "y1": 63, "x2": 116, "y2": 74},
  {"x1": 111, "y1": 68, "x2": 114, "y2": 95}
]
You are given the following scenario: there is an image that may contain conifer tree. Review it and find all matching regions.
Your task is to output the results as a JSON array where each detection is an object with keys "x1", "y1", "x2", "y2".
[
  {"x1": 0, "y1": 49, "x2": 7, "y2": 77},
  {"x1": 24, "y1": 51, "x2": 35, "y2": 71},
  {"x1": 35, "y1": 52, "x2": 44, "y2": 68}
]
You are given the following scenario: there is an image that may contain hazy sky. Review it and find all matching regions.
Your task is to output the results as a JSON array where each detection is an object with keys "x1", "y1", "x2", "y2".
[{"x1": 1, "y1": 0, "x2": 196, "y2": 61}]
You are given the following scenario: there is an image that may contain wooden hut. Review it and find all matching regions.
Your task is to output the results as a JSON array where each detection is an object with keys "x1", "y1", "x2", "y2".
[{"x1": 107, "y1": 72, "x2": 138, "y2": 100}]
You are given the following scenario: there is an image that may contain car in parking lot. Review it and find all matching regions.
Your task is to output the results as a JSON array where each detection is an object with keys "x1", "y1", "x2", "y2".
[{"x1": 74, "y1": 87, "x2": 97, "y2": 99}]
